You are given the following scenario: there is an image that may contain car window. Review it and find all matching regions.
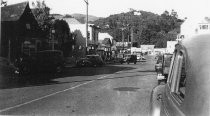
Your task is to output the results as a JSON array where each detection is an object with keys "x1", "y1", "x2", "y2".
[
  {"x1": 170, "y1": 53, "x2": 181, "y2": 92},
  {"x1": 168, "y1": 52, "x2": 177, "y2": 88},
  {"x1": 169, "y1": 51, "x2": 186, "y2": 102},
  {"x1": 176, "y1": 52, "x2": 186, "y2": 100}
]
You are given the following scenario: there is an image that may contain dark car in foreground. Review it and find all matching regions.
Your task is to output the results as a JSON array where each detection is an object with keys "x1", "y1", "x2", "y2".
[
  {"x1": 150, "y1": 34, "x2": 210, "y2": 116},
  {"x1": 0, "y1": 57, "x2": 18, "y2": 81},
  {"x1": 16, "y1": 50, "x2": 65, "y2": 75}
]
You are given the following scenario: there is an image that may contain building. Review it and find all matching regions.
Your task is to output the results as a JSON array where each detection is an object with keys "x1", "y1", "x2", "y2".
[
  {"x1": 166, "y1": 41, "x2": 177, "y2": 54},
  {"x1": 97, "y1": 33, "x2": 114, "y2": 60},
  {"x1": 140, "y1": 45, "x2": 155, "y2": 54},
  {"x1": 1, "y1": 2, "x2": 42, "y2": 61},
  {"x1": 180, "y1": 17, "x2": 210, "y2": 39}
]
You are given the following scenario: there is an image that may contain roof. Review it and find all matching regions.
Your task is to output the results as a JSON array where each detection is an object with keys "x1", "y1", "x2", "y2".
[
  {"x1": 177, "y1": 34, "x2": 210, "y2": 115},
  {"x1": 1, "y1": 2, "x2": 29, "y2": 21},
  {"x1": 50, "y1": 14, "x2": 64, "y2": 19},
  {"x1": 62, "y1": 18, "x2": 81, "y2": 24},
  {"x1": 102, "y1": 38, "x2": 111, "y2": 45},
  {"x1": 98, "y1": 33, "x2": 113, "y2": 41}
]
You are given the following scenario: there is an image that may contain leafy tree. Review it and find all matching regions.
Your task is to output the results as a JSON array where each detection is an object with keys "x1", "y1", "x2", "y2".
[
  {"x1": 73, "y1": 30, "x2": 86, "y2": 58},
  {"x1": 1, "y1": 0, "x2": 7, "y2": 6},
  {"x1": 32, "y1": 0, "x2": 53, "y2": 37},
  {"x1": 93, "y1": 9, "x2": 184, "y2": 48},
  {"x1": 53, "y1": 19, "x2": 73, "y2": 57}
]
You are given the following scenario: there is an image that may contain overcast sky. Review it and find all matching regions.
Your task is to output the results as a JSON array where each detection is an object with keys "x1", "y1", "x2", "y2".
[{"x1": 7, "y1": 0, "x2": 210, "y2": 21}]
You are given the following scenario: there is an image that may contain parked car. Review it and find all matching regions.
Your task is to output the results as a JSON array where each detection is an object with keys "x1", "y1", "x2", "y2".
[
  {"x1": 76, "y1": 58, "x2": 92, "y2": 67},
  {"x1": 86, "y1": 55, "x2": 104, "y2": 67},
  {"x1": 150, "y1": 34, "x2": 210, "y2": 116},
  {"x1": 155, "y1": 53, "x2": 173, "y2": 84},
  {"x1": 16, "y1": 50, "x2": 65, "y2": 74},
  {"x1": 36, "y1": 50, "x2": 65, "y2": 73},
  {"x1": 0, "y1": 57, "x2": 17, "y2": 81},
  {"x1": 125, "y1": 54, "x2": 137, "y2": 64},
  {"x1": 155, "y1": 55, "x2": 163, "y2": 72}
]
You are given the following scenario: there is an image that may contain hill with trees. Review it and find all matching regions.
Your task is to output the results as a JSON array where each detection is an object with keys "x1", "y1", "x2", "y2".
[
  {"x1": 71, "y1": 13, "x2": 101, "y2": 24},
  {"x1": 93, "y1": 9, "x2": 184, "y2": 48}
]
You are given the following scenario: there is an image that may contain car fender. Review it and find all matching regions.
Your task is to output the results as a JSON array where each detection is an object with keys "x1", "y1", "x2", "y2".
[{"x1": 150, "y1": 84, "x2": 165, "y2": 116}]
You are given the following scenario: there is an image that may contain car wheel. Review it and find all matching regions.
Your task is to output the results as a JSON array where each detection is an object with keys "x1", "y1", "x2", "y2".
[{"x1": 134, "y1": 62, "x2": 136, "y2": 64}]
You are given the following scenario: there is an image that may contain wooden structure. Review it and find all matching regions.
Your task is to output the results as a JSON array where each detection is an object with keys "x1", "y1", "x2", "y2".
[{"x1": 1, "y1": 2, "x2": 41, "y2": 61}]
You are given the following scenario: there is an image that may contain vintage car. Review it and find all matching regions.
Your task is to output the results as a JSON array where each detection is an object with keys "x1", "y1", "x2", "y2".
[
  {"x1": 150, "y1": 34, "x2": 210, "y2": 116},
  {"x1": 15, "y1": 50, "x2": 65, "y2": 75},
  {"x1": 76, "y1": 57, "x2": 92, "y2": 67},
  {"x1": 155, "y1": 55, "x2": 163, "y2": 72},
  {"x1": 156, "y1": 53, "x2": 173, "y2": 84},
  {"x1": 0, "y1": 57, "x2": 17, "y2": 81},
  {"x1": 86, "y1": 55, "x2": 104, "y2": 67},
  {"x1": 125, "y1": 54, "x2": 137, "y2": 64}
]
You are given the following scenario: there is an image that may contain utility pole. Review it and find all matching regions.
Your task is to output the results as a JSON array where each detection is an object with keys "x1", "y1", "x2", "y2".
[
  {"x1": 84, "y1": 0, "x2": 88, "y2": 53},
  {"x1": 121, "y1": 28, "x2": 125, "y2": 57},
  {"x1": 131, "y1": 26, "x2": 134, "y2": 47}
]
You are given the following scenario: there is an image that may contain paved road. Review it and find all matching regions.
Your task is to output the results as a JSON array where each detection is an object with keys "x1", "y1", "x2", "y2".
[{"x1": 0, "y1": 56, "x2": 157, "y2": 116}]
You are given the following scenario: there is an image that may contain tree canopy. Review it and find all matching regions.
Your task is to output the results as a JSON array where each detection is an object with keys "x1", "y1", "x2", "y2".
[
  {"x1": 32, "y1": 0, "x2": 54, "y2": 37},
  {"x1": 93, "y1": 9, "x2": 184, "y2": 48}
]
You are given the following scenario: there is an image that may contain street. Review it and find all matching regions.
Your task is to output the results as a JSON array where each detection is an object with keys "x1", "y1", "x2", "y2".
[{"x1": 0, "y1": 56, "x2": 157, "y2": 116}]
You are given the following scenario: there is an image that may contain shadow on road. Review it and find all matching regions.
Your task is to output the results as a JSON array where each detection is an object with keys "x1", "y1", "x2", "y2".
[{"x1": 0, "y1": 65, "x2": 135, "y2": 89}]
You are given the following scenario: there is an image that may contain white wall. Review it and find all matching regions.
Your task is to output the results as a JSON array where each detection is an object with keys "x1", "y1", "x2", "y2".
[
  {"x1": 98, "y1": 33, "x2": 113, "y2": 43},
  {"x1": 181, "y1": 17, "x2": 210, "y2": 39}
]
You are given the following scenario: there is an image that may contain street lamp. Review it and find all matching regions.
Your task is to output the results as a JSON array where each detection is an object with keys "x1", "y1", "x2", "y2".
[{"x1": 83, "y1": 0, "x2": 88, "y2": 50}]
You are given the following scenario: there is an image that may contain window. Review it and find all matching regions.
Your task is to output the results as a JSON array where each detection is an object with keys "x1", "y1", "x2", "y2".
[
  {"x1": 170, "y1": 51, "x2": 186, "y2": 102},
  {"x1": 176, "y1": 53, "x2": 186, "y2": 100},
  {"x1": 168, "y1": 52, "x2": 178, "y2": 87},
  {"x1": 200, "y1": 24, "x2": 208, "y2": 30}
]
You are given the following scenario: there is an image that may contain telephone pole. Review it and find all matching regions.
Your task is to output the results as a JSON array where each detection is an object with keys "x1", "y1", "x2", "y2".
[{"x1": 84, "y1": 0, "x2": 88, "y2": 50}]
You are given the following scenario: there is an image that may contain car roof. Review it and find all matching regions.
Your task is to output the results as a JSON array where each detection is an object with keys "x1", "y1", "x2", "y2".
[
  {"x1": 86, "y1": 55, "x2": 99, "y2": 56},
  {"x1": 38, "y1": 50, "x2": 63, "y2": 53},
  {"x1": 175, "y1": 34, "x2": 210, "y2": 115}
]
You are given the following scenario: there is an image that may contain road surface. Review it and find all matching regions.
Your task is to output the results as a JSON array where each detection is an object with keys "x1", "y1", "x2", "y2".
[{"x1": 0, "y1": 56, "x2": 157, "y2": 116}]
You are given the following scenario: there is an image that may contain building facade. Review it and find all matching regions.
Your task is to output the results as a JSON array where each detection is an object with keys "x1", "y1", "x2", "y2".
[
  {"x1": 180, "y1": 17, "x2": 210, "y2": 39},
  {"x1": 1, "y1": 2, "x2": 41, "y2": 62}
]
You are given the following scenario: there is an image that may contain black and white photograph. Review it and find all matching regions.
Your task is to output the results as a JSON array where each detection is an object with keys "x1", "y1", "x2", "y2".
[{"x1": 0, "y1": 0, "x2": 210, "y2": 115}]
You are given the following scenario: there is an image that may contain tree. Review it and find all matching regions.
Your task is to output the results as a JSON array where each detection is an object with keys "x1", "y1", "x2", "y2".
[
  {"x1": 32, "y1": 0, "x2": 53, "y2": 37},
  {"x1": 73, "y1": 30, "x2": 86, "y2": 58},
  {"x1": 53, "y1": 19, "x2": 73, "y2": 56},
  {"x1": 1, "y1": 0, "x2": 7, "y2": 6},
  {"x1": 93, "y1": 9, "x2": 183, "y2": 47}
]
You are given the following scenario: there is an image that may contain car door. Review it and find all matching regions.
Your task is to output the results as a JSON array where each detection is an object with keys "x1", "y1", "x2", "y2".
[
  {"x1": 0, "y1": 57, "x2": 13, "y2": 80},
  {"x1": 161, "y1": 49, "x2": 187, "y2": 116}
]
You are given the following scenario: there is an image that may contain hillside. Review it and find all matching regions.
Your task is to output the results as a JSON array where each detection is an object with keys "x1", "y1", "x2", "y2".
[
  {"x1": 71, "y1": 13, "x2": 101, "y2": 24},
  {"x1": 92, "y1": 9, "x2": 184, "y2": 48}
]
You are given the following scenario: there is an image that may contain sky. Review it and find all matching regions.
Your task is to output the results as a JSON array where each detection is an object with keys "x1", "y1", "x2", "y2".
[{"x1": 7, "y1": 0, "x2": 210, "y2": 21}]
